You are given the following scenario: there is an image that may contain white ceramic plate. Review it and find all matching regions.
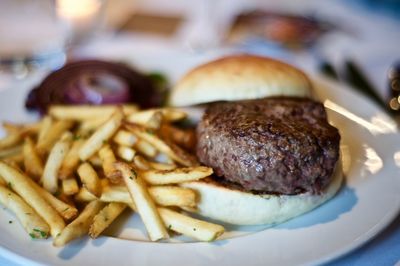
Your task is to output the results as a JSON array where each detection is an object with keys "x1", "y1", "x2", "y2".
[{"x1": 0, "y1": 53, "x2": 400, "y2": 266}]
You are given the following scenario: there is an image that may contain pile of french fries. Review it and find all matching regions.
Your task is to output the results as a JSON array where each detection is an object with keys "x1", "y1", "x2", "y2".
[{"x1": 0, "y1": 104, "x2": 224, "y2": 246}]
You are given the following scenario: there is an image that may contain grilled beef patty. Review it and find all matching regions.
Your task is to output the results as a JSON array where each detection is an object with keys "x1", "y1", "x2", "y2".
[{"x1": 196, "y1": 97, "x2": 340, "y2": 195}]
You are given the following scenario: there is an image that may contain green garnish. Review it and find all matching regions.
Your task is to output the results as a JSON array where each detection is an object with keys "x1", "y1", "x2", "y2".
[
  {"x1": 33, "y1": 228, "x2": 47, "y2": 238},
  {"x1": 29, "y1": 233, "x2": 37, "y2": 239},
  {"x1": 7, "y1": 182, "x2": 12, "y2": 189},
  {"x1": 73, "y1": 135, "x2": 81, "y2": 141},
  {"x1": 9, "y1": 220, "x2": 12, "y2": 224}
]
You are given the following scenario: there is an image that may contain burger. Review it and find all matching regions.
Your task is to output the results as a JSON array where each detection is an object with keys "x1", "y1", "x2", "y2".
[{"x1": 169, "y1": 55, "x2": 342, "y2": 225}]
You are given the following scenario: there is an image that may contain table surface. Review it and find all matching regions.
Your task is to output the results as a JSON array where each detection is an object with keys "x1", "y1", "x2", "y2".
[{"x1": 0, "y1": 0, "x2": 399, "y2": 265}]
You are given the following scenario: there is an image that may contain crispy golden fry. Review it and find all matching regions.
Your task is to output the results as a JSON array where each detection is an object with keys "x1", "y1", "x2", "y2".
[
  {"x1": 23, "y1": 137, "x2": 43, "y2": 181},
  {"x1": 5, "y1": 170, "x2": 78, "y2": 220},
  {"x1": 79, "y1": 110, "x2": 123, "y2": 161},
  {"x1": 0, "y1": 162, "x2": 65, "y2": 237},
  {"x1": 126, "y1": 108, "x2": 186, "y2": 125},
  {"x1": 88, "y1": 155, "x2": 102, "y2": 167},
  {"x1": 132, "y1": 155, "x2": 176, "y2": 171},
  {"x1": 146, "y1": 111, "x2": 163, "y2": 130},
  {"x1": 113, "y1": 130, "x2": 137, "y2": 146},
  {"x1": 3, "y1": 121, "x2": 41, "y2": 136},
  {"x1": 0, "y1": 132, "x2": 22, "y2": 150},
  {"x1": 41, "y1": 133, "x2": 72, "y2": 193},
  {"x1": 126, "y1": 124, "x2": 197, "y2": 166},
  {"x1": 148, "y1": 161, "x2": 176, "y2": 171},
  {"x1": 37, "y1": 116, "x2": 52, "y2": 146},
  {"x1": 0, "y1": 160, "x2": 77, "y2": 220},
  {"x1": 78, "y1": 116, "x2": 109, "y2": 133},
  {"x1": 101, "y1": 185, "x2": 197, "y2": 207},
  {"x1": 89, "y1": 202, "x2": 127, "y2": 238},
  {"x1": 0, "y1": 145, "x2": 23, "y2": 160},
  {"x1": 134, "y1": 139, "x2": 157, "y2": 158},
  {"x1": 115, "y1": 162, "x2": 168, "y2": 241},
  {"x1": 158, "y1": 207, "x2": 224, "y2": 241},
  {"x1": 49, "y1": 105, "x2": 138, "y2": 121},
  {"x1": 58, "y1": 138, "x2": 84, "y2": 179},
  {"x1": 149, "y1": 186, "x2": 197, "y2": 208},
  {"x1": 0, "y1": 185, "x2": 50, "y2": 239},
  {"x1": 53, "y1": 200, "x2": 105, "y2": 247},
  {"x1": 98, "y1": 145, "x2": 120, "y2": 182},
  {"x1": 75, "y1": 187, "x2": 98, "y2": 202},
  {"x1": 116, "y1": 145, "x2": 136, "y2": 162},
  {"x1": 36, "y1": 120, "x2": 73, "y2": 155},
  {"x1": 77, "y1": 163, "x2": 102, "y2": 197},
  {"x1": 133, "y1": 155, "x2": 150, "y2": 170},
  {"x1": 62, "y1": 178, "x2": 79, "y2": 195},
  {"x1": 140, "y1": 166, "x2": 213, "y2": 185},
  {"x1": 2, "y1": 154, "x2": 24, "y2": 169},
  {"x1": 160, "y1": 124, "x2": 196, "y2": 151}
]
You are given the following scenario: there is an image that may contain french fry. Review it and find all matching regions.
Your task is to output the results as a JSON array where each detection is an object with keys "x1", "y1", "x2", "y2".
[
  {"x1": 0, "y1": 145, "x2": 22, "y2": 159},
  {"x1": 53, "y1": 200, "x2": 105, "y2": 247},
  {"x1": 78, "y1": 116, "x2": 109, "y2": 133},
  {"x1": 2, "y1": 121, "x2": 41, "y2": 136},
  {"x1": 133, "y1": 155, "x2": 150, "y2": 170},
  {"x1": 140, "y1": 166, "x2": 213, "y2": 185},
  {"x1": 36, "y1": 120, "x2": 73, "y2": 155},
  {"x1": 62, "y1": 178, "x2": 79, "y2": 195},
  {"x1": 116, "y1": 145, "x2": 136, "y2": 162},
  {"x1": 88, "y1": 155, "x2": 102, "y2": 167},
  {"x1": 158, "y1": 207, "x2": 224, "y2": 241},
  {"x1": 75, "y1": 187, "x2": 98, "y2": 202},
  {"x1": 146, "y1": 111, "x2": 163, "y2": 130},
  {"x1": 41, "y1": 133, "x2": 72, "y2": 193},
  {"x1": 113, "y1": 130, "x2": 137, "y2": 146},
  {"x1": 126, "y1": 124, "x2": 197, "y2": 166},
  {"x1": 36, "y1": 116, "x2": 52, "y2": 146},
  {"x1": 134, "y1": 139, "x2": 157, "y2": 158},
  {"x1": 115, "y1": 162, "x2": 168, "y2": 241},
  {"x1": 5, "y1": 170, "x2": 78, "y2": 220},
  {"x1": 133, "y1": 155, "x2": 175, "y2": 171},
  {"x1": 0, "y1": 185, "x2": 49, "y2": 239},
  {"x1": 2, "y1": 154, "x2": 24, "y2": 168},
  {"x1": 58, "y1": 138, "x2": 84, "y2": 179},
  {"x1": 77, "y1": 163, "x2": 102, "y2": 197},
  {"x1": 98, "y1": 145, "x2": 120, "y2": 182},
  {"x1": 101, "y1": 185, "x2": 197, "y2": 207},
  {"x1": 126, "y1": 108, "x2": 186, "y2": 125},
  {"x1": 39, "y1": 188, "x2": 77, "y2": 220},
  {"x1": 49, "y1": 105, "x2": 138, "y2": 121},
  {"x1": 160, "y1": 124, "x2": 196, "y2": 151},
  {"x1": 0, "y1": 133, "x2": 22, "y2": 150},
  {"x1": 23, "y1": 137, "x2": 44, "y2": 181},
  {"x1": 89, "y1": 202, "x2": 127, "y2": 238},
  {"x1": 0, "y1": 162, "x2": 65, "y2": 237},
  {"x1": 148, "y1": 161, "x2": 176, "y2": 171},
  {"x1": 149, "y1": 186, "x2": 197, "y2": 208},
  {"x1": 79, "y1": 110, "x2": 123, "y2": 161}
]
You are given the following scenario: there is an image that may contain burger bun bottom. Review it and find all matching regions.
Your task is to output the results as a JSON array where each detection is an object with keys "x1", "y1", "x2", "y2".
[{"x1": 181, "y1": 161, "x2": 343, "y2": 225}]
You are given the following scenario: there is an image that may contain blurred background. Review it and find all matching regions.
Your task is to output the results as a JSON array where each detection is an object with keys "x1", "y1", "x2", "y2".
[
  {"x1": 0, "y1": 0, "x2": 399, "y2": 108},
  {"x1": 0, "y1": 0, "x2": 400, "y2": 105}
]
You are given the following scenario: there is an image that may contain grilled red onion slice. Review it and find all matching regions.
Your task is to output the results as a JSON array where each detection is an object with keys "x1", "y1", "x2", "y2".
[{"x1": 25, "y1": 60, "x2": 161, "y2": 113}]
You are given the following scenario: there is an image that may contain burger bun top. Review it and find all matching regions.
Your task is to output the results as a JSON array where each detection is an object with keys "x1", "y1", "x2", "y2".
[{"x1": 169, "y1": 54, "x2": 314, "y2": 106}]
